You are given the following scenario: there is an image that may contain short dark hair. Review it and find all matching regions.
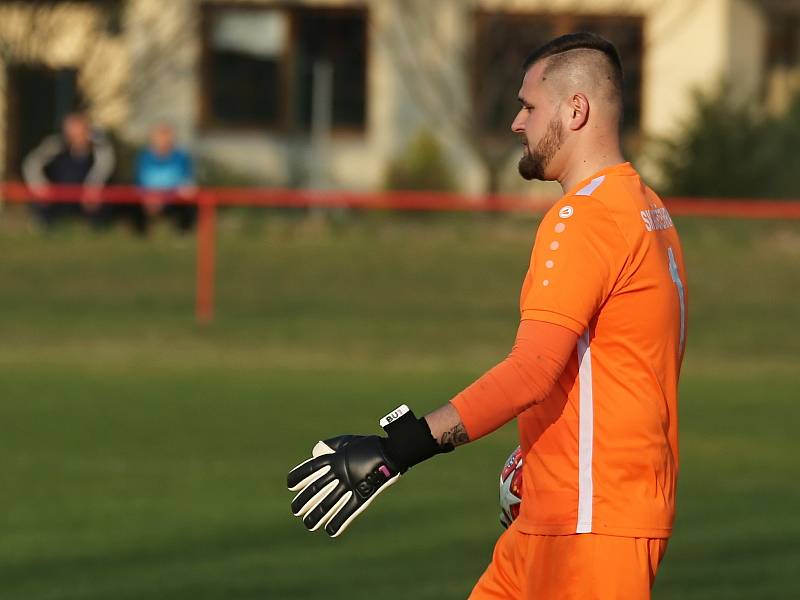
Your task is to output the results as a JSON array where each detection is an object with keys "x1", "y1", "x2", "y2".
[{"x1": 523, "y1": 32, "x2": 624, "y2": 97}]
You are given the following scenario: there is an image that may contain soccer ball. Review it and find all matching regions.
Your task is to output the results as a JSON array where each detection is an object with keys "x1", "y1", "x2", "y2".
[{"x1": 499, "y1": 445, "x2": 523, "y2": 528}]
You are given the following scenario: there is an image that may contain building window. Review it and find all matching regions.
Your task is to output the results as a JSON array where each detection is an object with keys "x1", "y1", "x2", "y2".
[
  {"x1": 293, "y1": 9, "x2": 367, "y2": 130},
  {"x1": 767, "y1": 11, "x2": 800, "y2": 68},
  {"x1": 207, "y1": 9, "x2": 287, "y2": 128},
  {"x1": 474, "y1": 13, "x2": 644, "y2": 139},
  {"x1": 201, "y1": 4, "x2": 367, "y2": 133},
  {"x1": 764, "y1": 8, "x2": 800, "y2": 113}
]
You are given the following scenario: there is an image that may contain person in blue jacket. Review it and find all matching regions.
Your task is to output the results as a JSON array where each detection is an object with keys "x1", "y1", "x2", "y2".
[{"x1": 135, "y1": 122, "x2": 197, "y2": 232}]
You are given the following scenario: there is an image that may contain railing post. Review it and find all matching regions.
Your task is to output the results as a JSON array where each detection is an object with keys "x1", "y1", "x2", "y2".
[{"x1": 195, "y1": 191, "x2": 216, "y2": 324}]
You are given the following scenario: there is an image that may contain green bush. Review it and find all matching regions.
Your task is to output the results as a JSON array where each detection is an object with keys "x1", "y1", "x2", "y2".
[
  {"x1": 655, "y1": 86, "x2": 800, "y2": 198},
  {"x1": 385, "y1": 130, "x2": 456, "y2": 192}
]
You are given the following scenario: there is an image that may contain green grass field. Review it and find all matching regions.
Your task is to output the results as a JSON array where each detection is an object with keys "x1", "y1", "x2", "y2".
[{"x1": 1, "y1": 208, "x2": 798, "y2": 599}]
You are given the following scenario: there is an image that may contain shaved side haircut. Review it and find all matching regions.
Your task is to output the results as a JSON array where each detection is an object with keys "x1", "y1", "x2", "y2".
[{"x1": 523, "y1": 32, "x2": 625, "y2": 120}]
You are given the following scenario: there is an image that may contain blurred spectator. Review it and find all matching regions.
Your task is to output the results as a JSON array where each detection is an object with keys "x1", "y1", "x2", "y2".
[
  {"x1": 22, "y1": 112, "x2": 115, "y2": 228},
  {"x1": 135, "y1": 123, "x2": 197, "y2": 232}
]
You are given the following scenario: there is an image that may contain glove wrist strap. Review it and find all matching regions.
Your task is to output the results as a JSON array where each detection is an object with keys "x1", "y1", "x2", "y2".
[{"x1": 379, "y1": 405, "x2": 453, "y2": 473}]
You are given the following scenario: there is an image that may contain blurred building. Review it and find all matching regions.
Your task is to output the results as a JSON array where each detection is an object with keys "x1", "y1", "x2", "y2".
[{"x1": 0, "y1": 0, "x2": 798, "y2": 194}]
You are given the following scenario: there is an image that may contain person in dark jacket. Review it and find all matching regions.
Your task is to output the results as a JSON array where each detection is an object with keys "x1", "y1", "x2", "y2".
[{"x1": 22, "y1": 112, "x2": 115, "y2": 227}]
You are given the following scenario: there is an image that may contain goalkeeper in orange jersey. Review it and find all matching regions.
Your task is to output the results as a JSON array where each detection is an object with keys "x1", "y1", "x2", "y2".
[{"x1": 287, "y1": 32, "x2": 687, "y2": 599}]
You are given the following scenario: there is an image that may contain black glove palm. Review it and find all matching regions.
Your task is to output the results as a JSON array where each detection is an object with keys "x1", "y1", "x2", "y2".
[
  {"x1": 288, "y1": 435, "x2": 400, "y2": 537},
  {"x1": 287, "y1": 405, "x2": 450, "y2": 538}
]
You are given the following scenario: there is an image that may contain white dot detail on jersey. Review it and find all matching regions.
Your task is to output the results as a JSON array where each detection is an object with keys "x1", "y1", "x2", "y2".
[
  {"x1": 559, "y1": 205, "x2": 574, "y2": 219},
  {"x1": 550, "y1": 241, "x2": 560, "y2": 250},
  {"x1": 545, "y1": 260, "x2": 554, "y2": 269},
  {"x1": 543, "y1": 279, "x2": 550, "y2": 286},
  {"x1": 554, "y1": 223, "x2": 566, "y2": 233}
]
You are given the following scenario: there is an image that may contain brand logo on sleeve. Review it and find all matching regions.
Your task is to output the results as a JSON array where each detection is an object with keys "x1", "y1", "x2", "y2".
[{"x1": 558, "y1": 205, "x2": 574, "y2": 219}]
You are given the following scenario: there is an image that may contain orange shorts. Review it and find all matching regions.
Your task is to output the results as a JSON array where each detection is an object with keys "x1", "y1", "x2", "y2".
[{"x1": 469, "y1": 524, "x2": 668, "y2": 599}]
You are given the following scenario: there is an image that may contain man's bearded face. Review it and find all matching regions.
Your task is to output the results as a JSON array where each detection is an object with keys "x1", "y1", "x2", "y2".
[{"x1": 518, "y1": 116, "x2": 563, "y2": 181}]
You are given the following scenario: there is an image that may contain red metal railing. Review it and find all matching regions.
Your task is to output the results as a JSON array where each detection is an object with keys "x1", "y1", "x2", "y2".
[{"x1": 4, "y1": 181, "x2": 800, "y2": 323}]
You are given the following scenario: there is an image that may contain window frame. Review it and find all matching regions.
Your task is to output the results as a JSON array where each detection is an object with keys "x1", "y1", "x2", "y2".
[{"x1": 198, "y1": 2, "x2": 369, "y2": 136}]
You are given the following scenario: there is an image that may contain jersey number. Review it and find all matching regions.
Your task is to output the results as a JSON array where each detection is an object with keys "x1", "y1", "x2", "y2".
[{"x1": 667, "y1": 247, "x2": 686, "y2": 356}]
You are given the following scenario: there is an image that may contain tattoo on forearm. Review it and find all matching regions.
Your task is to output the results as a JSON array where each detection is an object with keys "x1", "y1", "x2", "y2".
[{"x1": 440, "y1": 423, "x2": 470, "y2": 448}]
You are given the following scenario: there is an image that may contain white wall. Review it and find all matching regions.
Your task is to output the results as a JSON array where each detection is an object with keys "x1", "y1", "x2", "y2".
[{"x1": 644, "y1": 0, "x2": 766, "y2": 139}]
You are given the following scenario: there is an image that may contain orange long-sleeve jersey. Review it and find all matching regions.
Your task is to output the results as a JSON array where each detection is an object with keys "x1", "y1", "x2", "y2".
[{"x1": 452, "y1": 162, "x2": 687, "y2": 538}]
